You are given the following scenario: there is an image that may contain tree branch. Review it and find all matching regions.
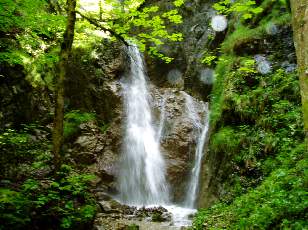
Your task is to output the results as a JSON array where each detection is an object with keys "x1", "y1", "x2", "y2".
[{"x1": 76, "y1": 11, "x2": 129, "y2": 46}]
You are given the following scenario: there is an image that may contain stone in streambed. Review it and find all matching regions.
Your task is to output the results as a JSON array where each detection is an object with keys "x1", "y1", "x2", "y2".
[
  {"x1": 133, "y1": 206, "x2": 171, "y2": 222},
  {"x1": 98, "y1": 199, "x2": 135, "y2": 214}
]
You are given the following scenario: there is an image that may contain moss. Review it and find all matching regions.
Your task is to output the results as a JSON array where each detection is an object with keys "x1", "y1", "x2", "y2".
[
  {"x1": 63, "y1": 110, "x2": 96, "y2": 139},
  {"x1": 194, "y1": 144, "x2": 307, "y2": 230},
  {"x1": 221, "y1": 25, "x2": 264, "y2": 53},
  {"x1": 211, "y1": 127, "x2": 242, "y2": 155},
  {"x1": 221, "y1": 4, "x2": 291, "y2": 54},
  {"x1": 126, "y1": 224, "x2": 139, "y2": 230},
  {"x1": 210, "y1": 55, "x2": 236, "y2": 127}
]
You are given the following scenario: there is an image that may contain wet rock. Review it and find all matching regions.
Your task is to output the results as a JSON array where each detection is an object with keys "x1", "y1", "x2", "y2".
[
  {"x1": 153, "y1": 88, "x2": 208, "y2": 202},
  {"x1": 94, "y1": 201, "x2": 175, "y2": 229},
  {"x1": 95, "y1": 191, "x2": 113, "y2": 201},
  {"x1": 98, "y1": 200, "x2": 131, "y2": 214},
  {"x1": 69, "y1": 98, "x2": 122, "y2": 192},
  {"x1": 133, "y1": 206, "x2": 171, "y2": 222}
]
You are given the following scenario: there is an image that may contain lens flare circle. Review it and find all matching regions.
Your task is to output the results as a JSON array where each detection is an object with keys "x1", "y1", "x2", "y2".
[{"x1": 211, "y1": 15, "x2": 228, "y2": 32}]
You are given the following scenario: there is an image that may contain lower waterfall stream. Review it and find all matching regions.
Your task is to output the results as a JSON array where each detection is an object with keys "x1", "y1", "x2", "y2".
[
  {"x1": 117, "y1": 46, "x2": 210, "y2": 228},
  {"x1": 183, "y1": 93, "x2": 209, "y2": 208}
]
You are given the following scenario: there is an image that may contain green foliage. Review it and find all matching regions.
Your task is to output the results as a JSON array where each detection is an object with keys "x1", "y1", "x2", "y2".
[
  {"x1": 100, "y1": 123, "x2": 110, "y2": 134},
  {"x1": 193, "y1": 145, "x2": 307, "y2": 229},
  {"x1": 0, "y1": 0, "x2": 65, "y2": 35},
  {"x1": 209, "y1": 55, "x2": 236, "y2": 126},
  {"x1": 211, "y1": 127, "x2": 242, "y2": 154},
  {"x1": 64, "y1": 110, "x2": 96, "y2": 139},
  {"x1": 0, "y1": 124, "x2": 97, "y2": 229},
  {"x1": 0, "y1": 129, "x2": 29, "y2": 146},
  {"x1": 213, "y1": 0, "x2": 263, "y2": 21},
  {"x1": 0, "y1": 0, "x2": 65, "y2": 89},
  {"x1": 127, "y1": 224, "x2": 139, "y2": 230},
  {"x1": 73, "y1": 18, "x2": 109, "y2": 51},
  {"x1": 238, "y1": 58, "x2": 256, "y2": 73},
  {"x1": 210, "y1": 60, "x2": 303, "y2": 183},
  {"x1": 201, "y1": 54, "x2": 217, "y2": 66},
  {"x1": 78, "y1": 0, "x2": 184, "y2": 63},
  {"x1": 1, "y1": 0, "x2": 184, "y2": 88},
  {"x1": 217, "y1": 1, "x2": 290, "y2": 54},
  {"x1": 195, "y1": 1, "x2": 306, "y2": 226},
  {"x1": 0, "y1": 124, "x2": 51, "y2": 180},
  {"x1": 0, "y1": 166, "x2": 96, "y2": 230},
  {"x1": 24, "y1": 166, "x2": 96, "y2": 229},
  {"x1": 221, "y1": 25, "x2": 263, "y2": 53},
  {"x1": 0, "y1": 189, "x2": 31, "y2": 229}
]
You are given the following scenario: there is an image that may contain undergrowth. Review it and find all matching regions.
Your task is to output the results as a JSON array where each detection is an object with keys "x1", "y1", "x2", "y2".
[
  {"x1": 0, "y1": 125, "x2": 97, "y2": 229},
  {"x1": 193, "y1": 0, "x2": 307, "y2": 229}
]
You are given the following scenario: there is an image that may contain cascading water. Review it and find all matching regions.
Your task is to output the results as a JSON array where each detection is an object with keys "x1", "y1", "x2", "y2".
[
  {"x1": 183, "y1": 93, "x2": 210, "y2": 208},
  {"x1": 157, "y1": 94, "x2": 167, "y2": 142},
  {"x1": 117, "y1": 46, "x2": 210, "y2": 227},
  {"x1": 117, "y1": 45, "x2": 169, "y2": 206}
]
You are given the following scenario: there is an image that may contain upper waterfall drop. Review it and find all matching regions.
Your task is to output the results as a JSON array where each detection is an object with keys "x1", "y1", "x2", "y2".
[{"x1": 117, "y1": 45, "x2": 169, "y2": 206}]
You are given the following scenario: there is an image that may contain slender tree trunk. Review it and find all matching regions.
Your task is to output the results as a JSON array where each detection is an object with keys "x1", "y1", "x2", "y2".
[
  {"x1": 290, "y1": 0, "x2": 308, "y2": 145},
  {"x1": 52, "y1": 0, "x2": 77, "y2": 170}
]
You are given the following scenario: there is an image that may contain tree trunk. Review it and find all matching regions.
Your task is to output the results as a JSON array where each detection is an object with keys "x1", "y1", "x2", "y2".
[
  {"x1": 52, "y1": 0, "x2": 77, "y2": 170},
  {"x1": 290, "y1": 0, "x2": 308, "y2": 144}
]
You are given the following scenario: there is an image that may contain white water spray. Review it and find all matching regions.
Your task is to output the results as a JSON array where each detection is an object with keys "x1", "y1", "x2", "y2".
[
  {"x1": 117, "y1": 45, "x2": 169, "y2": 206},
  {"x1": 183, "y1": 93, "x2": 210, "y2": 208},
  {"x1": 157, "y1": 94, "x2": 168, "y2": 142}
]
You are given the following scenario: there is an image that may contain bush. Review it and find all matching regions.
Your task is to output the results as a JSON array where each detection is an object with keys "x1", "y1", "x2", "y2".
[
  {"x1": 0, "y1": 125, "x2": 51, "y2": 180},
  {"x1": 0, "y1": 165, "x2": 97, "y2": 230},
  {"x1": 0, "y1": 124, "x2": 97, "y2": 229},
  {"x1": 193, "y1": 145, "x2": 307, "y2": 229},
  {"x1": 64, "y1": 110, "x2": 96, "y2": 139}
]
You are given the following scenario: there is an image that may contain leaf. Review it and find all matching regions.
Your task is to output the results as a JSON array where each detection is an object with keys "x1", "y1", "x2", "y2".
[{"x1": 173, "y1": 0, "x2": 184, "y2": 7}]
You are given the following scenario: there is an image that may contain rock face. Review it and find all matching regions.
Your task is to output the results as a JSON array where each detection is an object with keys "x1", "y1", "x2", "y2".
[
  {"x1": 145, "y1": 0, "x2": 219, "y2": 100},
  {"x1": 152, "y1": 87, "x2": 208, "y2": 202},
  {"x1": 66, "y1": 40, "x2": 126, "y2": 122},
  {"x1": 69, "y1": 117, "x2": 122, "y2": 193},
  {"x1": 64, "y1": 41, "x2": 126, "y2": 193}
]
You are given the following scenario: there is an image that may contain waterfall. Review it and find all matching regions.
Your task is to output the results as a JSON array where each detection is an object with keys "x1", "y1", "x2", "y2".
[
  {"x1": 116, "y1": 46, "x2": 209, "y2": 226},
  {"x1": 117, "y1": 45, "x2": 169, "y2": 206},
  {"x1": 183, "y1": 93, "x2": 210, "y2": 208},
  {"x1": 157, "y1": 94, "x2": 167, "y2": 142}
]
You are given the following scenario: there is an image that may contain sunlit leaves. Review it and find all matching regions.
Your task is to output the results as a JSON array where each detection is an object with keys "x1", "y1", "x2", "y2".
[
  {"x1": 174, "y1": 0, "x2": 184, "y2": 7},
  {"x1": 202, "y1": 55, "x2": 217, "y2": 65},
  {"x1": 239, "y1": 58, "x2": 257, "y2": 73},
  {"x1": 162, "y1": 9, "x2": 183, "y2": 24},
  {"x1": 0, "y1": 0, "x2": 65, "y2": 89},
  {"x1": 77, "y1": 0, "x2": 184, "y2": 62},
  {"x1": 213, "y1": 0, "x2": 263, "y2": 22}
]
